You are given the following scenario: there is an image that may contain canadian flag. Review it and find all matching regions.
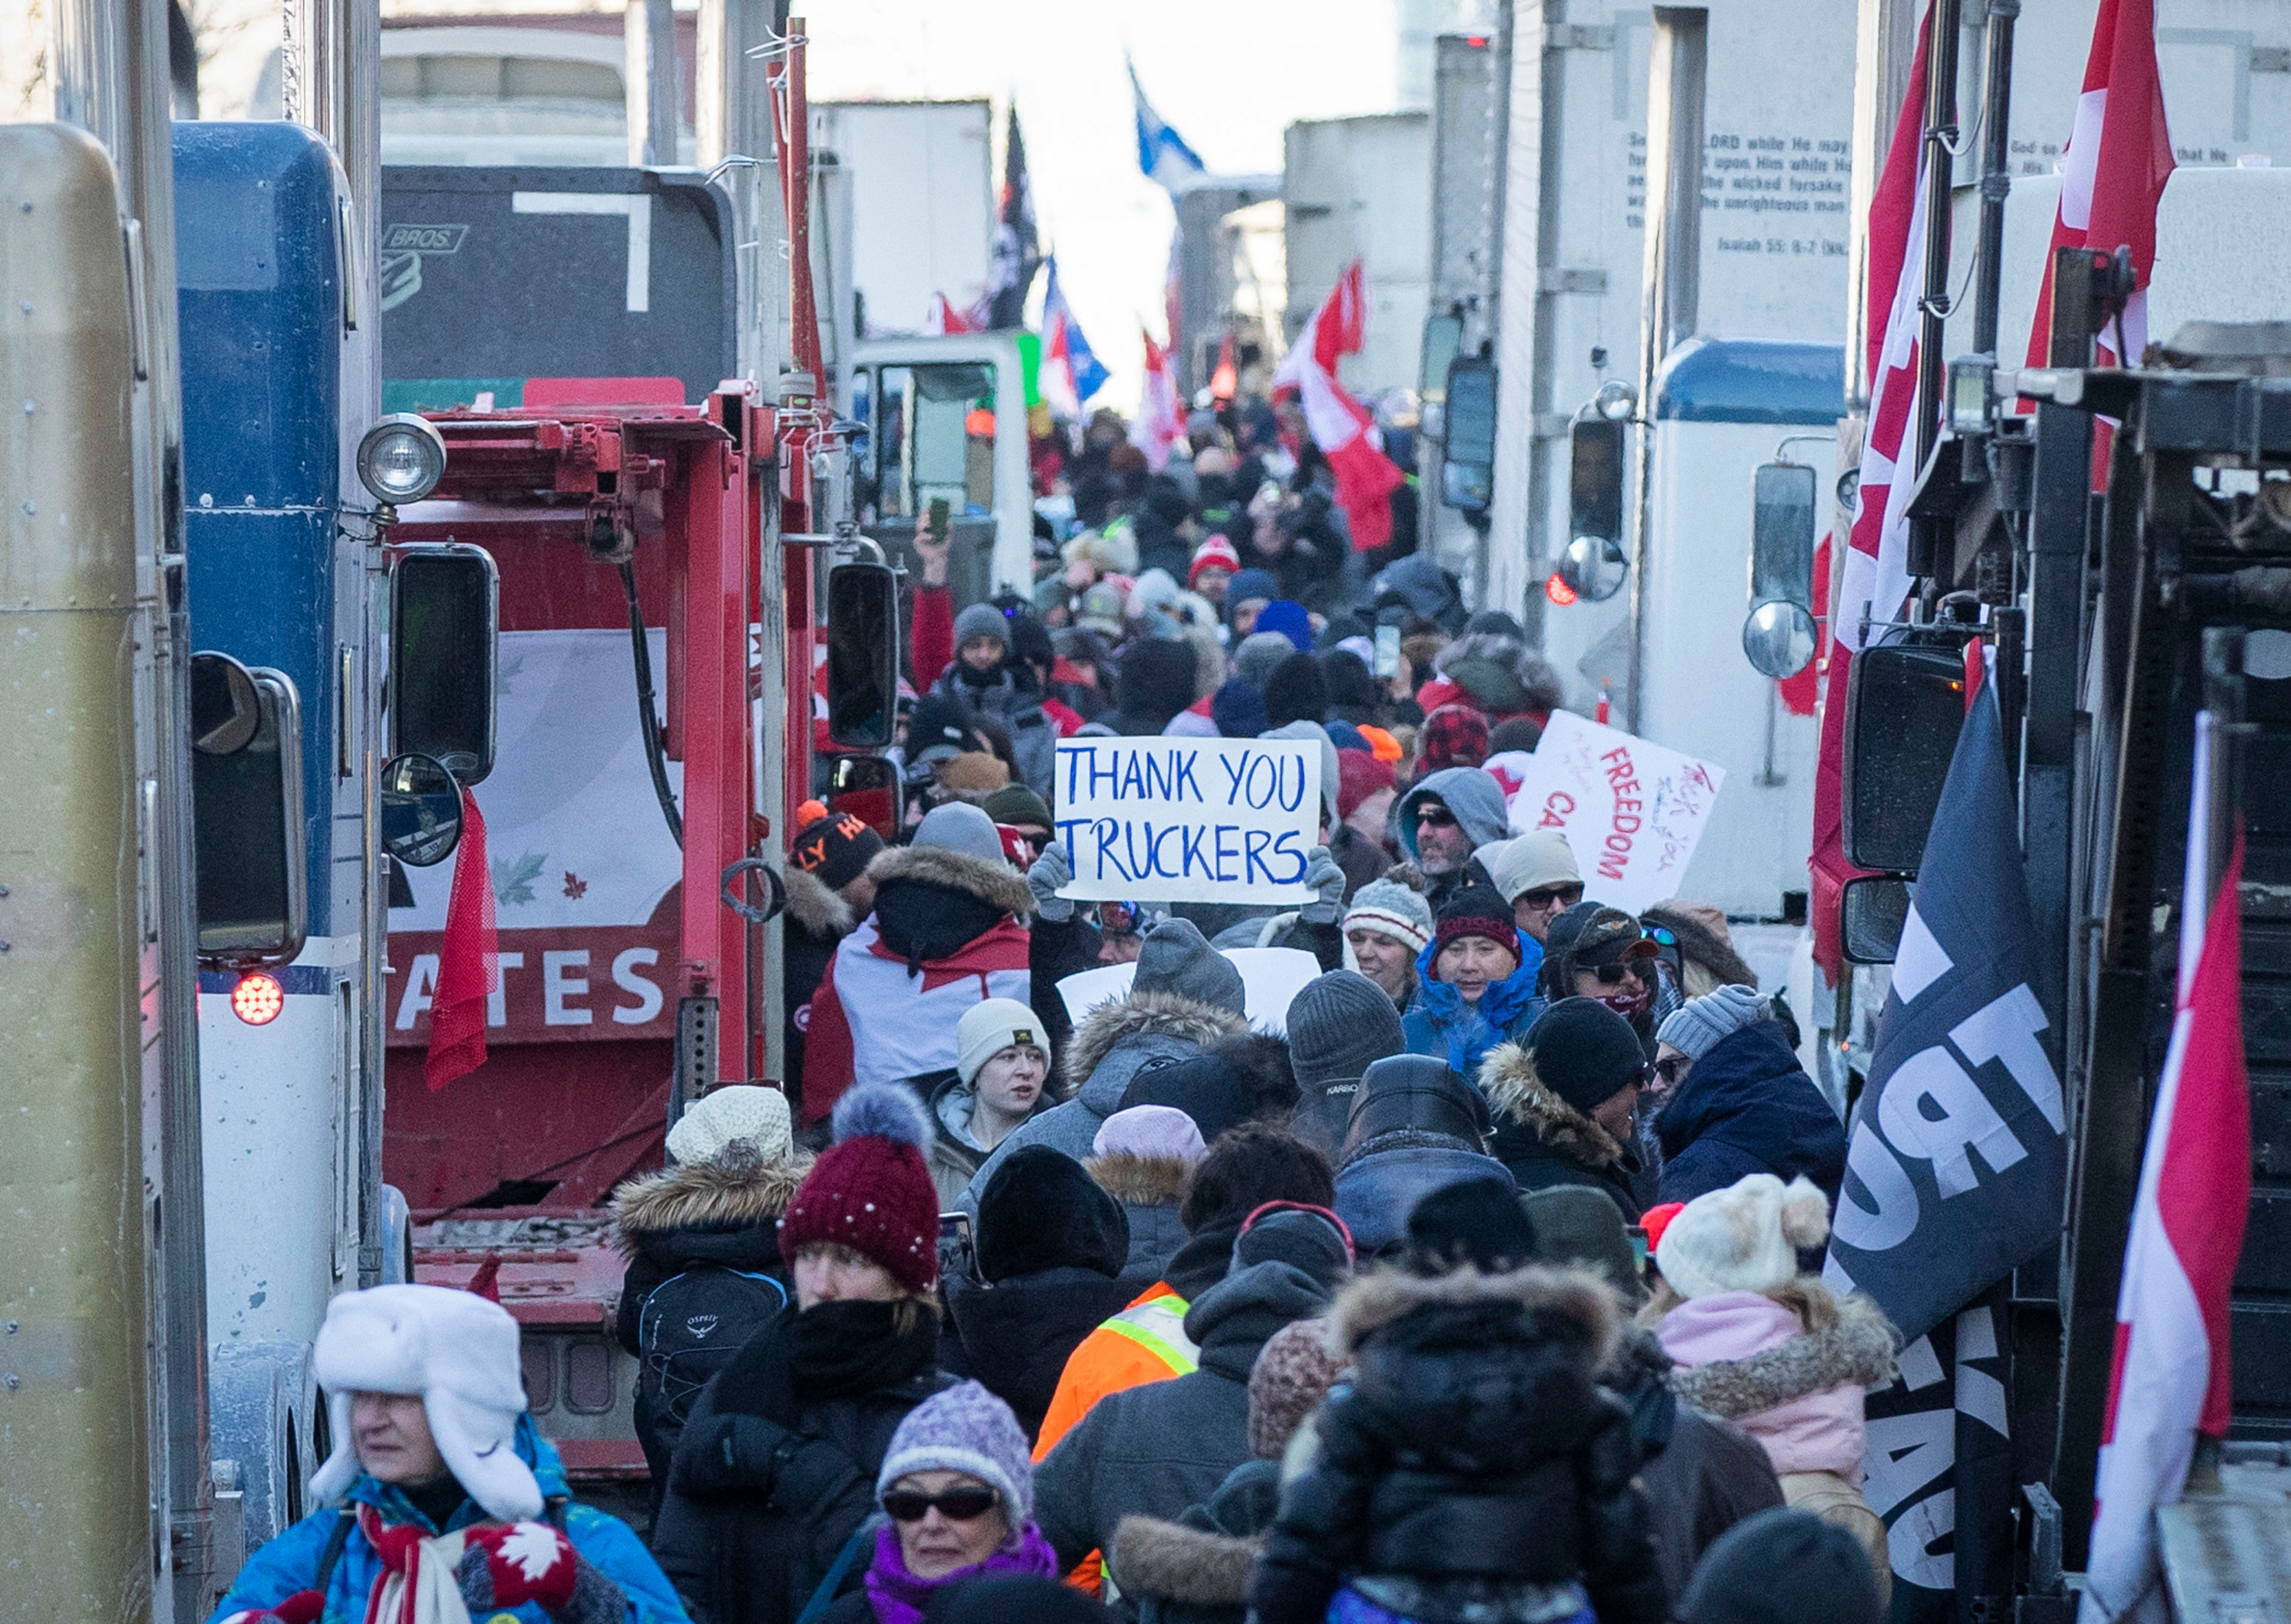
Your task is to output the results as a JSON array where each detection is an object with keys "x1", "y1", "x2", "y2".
[
  {"x1": 1272, "y1": 260, "x2": 1403, "y2": 553},
  {"x1": 1129, "y1": 329, "x2": 1186, "y2": 472},
  {"x1": 2022, "y1": 0, "x2": 2175, "y2": 477},
  {"x1": 1809, "y1": 4, "x2": 1931, "y2": 982},
  {"x1": 2081, "y1": 735, "x2": 2249, "y2": 1624}
]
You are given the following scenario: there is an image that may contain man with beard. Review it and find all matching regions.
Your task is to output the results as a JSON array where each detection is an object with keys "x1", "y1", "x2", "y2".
[{"x1": 1391, "y1": 767, "x2": 1509, "y2": 910}]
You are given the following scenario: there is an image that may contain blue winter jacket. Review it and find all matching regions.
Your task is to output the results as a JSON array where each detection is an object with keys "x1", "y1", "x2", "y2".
[
  {"x1": 1400, "y1": 929, "x2": 1546, "y2": 1082},
  {"x1": 208, "y1": 1419, "x2": 688, "y2": 1624},
  {"x1": 1652, "y1": 1021, "x2": 1847, "y2": 1206}
]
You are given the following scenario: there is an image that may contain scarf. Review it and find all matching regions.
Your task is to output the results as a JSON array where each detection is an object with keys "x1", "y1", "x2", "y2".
[
  {"x1": 358, "y1": 1504, "x2": 475, "y2": 1624},
  {"x1": 789, "y1": 1300, "x2": 939, "y2": 1404},
  {"x1": 861, "y1": 1520, "x2": 1058, "y2": 1624}
]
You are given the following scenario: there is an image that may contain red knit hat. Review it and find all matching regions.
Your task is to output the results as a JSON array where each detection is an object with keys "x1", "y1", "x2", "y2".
[
  {"x1": 1335, "y1": 749, "x2": 1397, "y2": 822},
  {"x1": 777, "y1": 1084, "x2": 941, "y2": 1292},
  {"x1": 1190, "y1": 533, "x2": 1241, "y2": 586},
  {"x1": 1639, "y1": 1201, "x2": 1687, "y2": 1256}
]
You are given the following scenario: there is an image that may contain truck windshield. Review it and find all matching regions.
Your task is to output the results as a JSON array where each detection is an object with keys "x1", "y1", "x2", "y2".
[{"x1": 871, "y1": 362, "x2": 995, "y2": 519}]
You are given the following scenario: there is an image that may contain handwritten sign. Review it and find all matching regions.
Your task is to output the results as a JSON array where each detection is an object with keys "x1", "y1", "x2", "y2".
[
  {"x1": 1054, "y1": 737, "x2": 1321, "y2": 905},
  {"x1": 1505, "y1": 712, "x2": 1725, "y2": 914},
  {"x1": 1057, "y1": 948, "x2": 1322, "y2": 1032}
]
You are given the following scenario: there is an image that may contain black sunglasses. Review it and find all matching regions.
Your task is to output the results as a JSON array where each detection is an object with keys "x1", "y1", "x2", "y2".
[
  {"x1": 1416, "y1": 807, "x2": 1458, "y2": 828},
  {"x1": 882, "y1": 1487, "x2": 1000, "y2": 1523},
  {"x1": 1655, "y1": 1054, "x2": 1692, "y2": 1085},
  {"x1": 1519, "y1": 883, "x2": 1584, "y2": 909},
  {"x1": 1588, "y1": 960, "x2": 1643, "y2": 985}
]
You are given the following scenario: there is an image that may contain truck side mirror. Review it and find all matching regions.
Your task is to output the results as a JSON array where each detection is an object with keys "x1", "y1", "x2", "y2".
[
  {"x1": 378, "y1": 752, "x2": 464, "y2": 868},
  {"x1": 1743, "y1": 462, "x2": 1818, "y2": 678},
  {"x1": 826, "y1": 561, "x2": 900, "y2": 749},
  {"x1": 828, "y1": 752, "x2": 904, "y2": 843},
  {"x1": 191, "y1": 650, "x2": 261, "y2": 756},
  {"x1": 1563, "y1": 418, "x2": 1628, "y2": 601},
  {"x1": 1841, "y1": 875, "x2": 1912, "y2": 963},
  {"x1": 389, "y1": 544, "x2": 499, "y2": 785},
  {"x1": 193, "y1": 667, "x2": 308, "y2": 965},
  {"x1": 1438, "y1": 354, "x2": 1496, "y2": 516},
  {"x1": 1841, "y1": 640, "x2": 1967, "y2": 872}
]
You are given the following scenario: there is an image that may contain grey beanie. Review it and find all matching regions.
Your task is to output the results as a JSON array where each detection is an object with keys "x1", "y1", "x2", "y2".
[
  {"x1": 1288, "y1": 971, "x2": 1405, "y2": 1087},
  {"x1": 912, "y1": 802, "x2": 1009, "y2": 866},
  {"x1": 1261, "y1": 719, "x2": 1341, "y2": 825},
  {"x1": 953, "y1": 600, "x2": 1011, "y2": 651},
  {"x1": 1132, "y1": 918, "x2": 1247, "y2": 1015},
  {"x1": 1342, "y1": 876, "x2": 1434, "y2": 954},
  {"x1": 1656, "y1": 982, "x2": 1768, "y2": 1060},
  {"x1": 1233, "y1": 630, "x2": 1299, "y2": 690}
]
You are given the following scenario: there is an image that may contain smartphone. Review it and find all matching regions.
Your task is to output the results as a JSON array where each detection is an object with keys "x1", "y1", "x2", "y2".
[
  {"x1": 926, "y1": 496, "x2": 951, "y2": 544},
  {"x1": 1627, "y1": 1225, "x2": 1650, "y2": 1269},
  {"x1": 1374, "y1": 623, "x2": 1401, "y2": 678},
  {"x1": 937, "y1": 1212, "x2": 976, "y2": 1283}
]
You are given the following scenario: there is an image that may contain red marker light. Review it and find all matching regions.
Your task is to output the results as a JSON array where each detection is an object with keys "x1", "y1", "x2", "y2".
[
  {"x1": 231, "y1": 971, "x2": 284, "y2": 1026},
  {"x1": 1464, "y1": 33, "x2": 1488, "y2": 46},
  {"x1": 1544, "y1": 572, "x2": 1579, "y2": 607}
]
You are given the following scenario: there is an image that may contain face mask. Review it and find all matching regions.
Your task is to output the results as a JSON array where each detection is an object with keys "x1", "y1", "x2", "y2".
[{"x1": 1597, "y1": 982, "x2": 1650, "y2": 1023}]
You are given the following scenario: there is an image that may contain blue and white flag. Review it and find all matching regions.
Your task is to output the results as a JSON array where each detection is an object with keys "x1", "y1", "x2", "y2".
[
  {"x1": 1130, "y1": 56, "x2": 1207, "y2": 194},
  {"x1": 1040, "y1": 258, "x2": 1109, "y2": 417}
]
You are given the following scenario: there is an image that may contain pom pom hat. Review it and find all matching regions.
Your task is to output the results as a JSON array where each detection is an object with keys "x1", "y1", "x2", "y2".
[
  {"x1": 1654, "y1": 1173, "x2": 1831, "y2": 1300},
  {"x1": 779, "y1": 1083, "x2": 943, "y2": 1293},
  {"x1": 667, "y1": 1083, "x2": 793, "y2": 1167},
  {"x1": 310, "y1": 1284, "x2": 543, "y2": 1521}
]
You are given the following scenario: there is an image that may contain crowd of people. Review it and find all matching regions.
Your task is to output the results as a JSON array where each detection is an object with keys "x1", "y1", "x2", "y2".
[{"x1": 209, "y1": 402, "x2": 1891, "y2": 1624}]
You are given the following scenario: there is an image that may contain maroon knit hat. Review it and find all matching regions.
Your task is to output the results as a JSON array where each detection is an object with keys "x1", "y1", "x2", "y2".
[
  {"x1": 1434, "y1": 883, "x2": 1521, "y2": 967},
  {"x1": 777, "y1": 1083, "x2": 941, "y2": 1292}
]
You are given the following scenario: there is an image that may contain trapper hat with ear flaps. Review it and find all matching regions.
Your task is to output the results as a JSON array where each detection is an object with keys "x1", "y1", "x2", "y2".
[
  {"x1": 311, "y1": 1284, "x2": 542, "y2": 1522},
  {"x1": 1655, "y1": 1173, "x2": 1832, "y2": 1300}
]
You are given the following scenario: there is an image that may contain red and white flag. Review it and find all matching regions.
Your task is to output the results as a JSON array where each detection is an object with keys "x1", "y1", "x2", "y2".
[
  {"x1": 2022, "y1": 0, "x2": 2175, "y2": 477},
  {"x1": 1129, "y1": 329, "x2": 1186, "y2": 472},
  {"x1": 923, "y1": 291, "x2": 976, "y2": 335},
  {"x1": 424, "y1": 788, "x2": 498, "y2": 1091},
  {"x1": 1810, "y1": 5, "x2": 1932, "y2": 981},
  {"x1": 1272, "y1": 260, "x2": 1403, "y2": 554},
  {"x1": 2081, "y1": 728, "x2": 2249, "y2": 1624}
]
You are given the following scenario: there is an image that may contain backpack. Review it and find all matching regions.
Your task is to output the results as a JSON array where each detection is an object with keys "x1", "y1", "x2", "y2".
[{"x1": 636, "y1": 1265, "x2": 789, "y2": 1447}]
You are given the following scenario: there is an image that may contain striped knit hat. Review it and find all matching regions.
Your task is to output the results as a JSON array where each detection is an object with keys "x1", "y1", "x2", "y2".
[{"x1": 1343, "y1": 875, "x2": 1433, "y2": 955}]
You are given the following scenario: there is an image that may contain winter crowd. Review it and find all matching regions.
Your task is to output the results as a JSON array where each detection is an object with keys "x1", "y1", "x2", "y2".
[{"x1": 209, "y1": 402, "x2": 1896, "y2": 1624}]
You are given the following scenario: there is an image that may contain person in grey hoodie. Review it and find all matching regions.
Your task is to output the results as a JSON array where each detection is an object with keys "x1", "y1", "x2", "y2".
[
  {"x1": 1283, "y1": 971, "x2": 1408, "y2": 1157},
  {"x1": 956, "y1": 919, "x2": 1249, "y2": 1214},
  {"x1": 1393, "y1": 766, "x2": 1510, "y2": 910}
]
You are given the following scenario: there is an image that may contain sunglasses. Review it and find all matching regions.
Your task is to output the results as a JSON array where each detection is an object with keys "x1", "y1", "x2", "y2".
[
  {"x1": 882, "y1": 1487, "x2": 1000, "y2": 1524},
  {"x1": 1654, "y1": 1055, "x2": 1692, "y2": 1086},
  {"x1": 1416, "y1": 807, "x2": 1458, "y2": 828},
  {"x1": 1588, "y1": 960, "x2": 1644, "y2": 985},
  {"x1": 1519, "y1": 883, "x2": 1584, "y2": 909}
]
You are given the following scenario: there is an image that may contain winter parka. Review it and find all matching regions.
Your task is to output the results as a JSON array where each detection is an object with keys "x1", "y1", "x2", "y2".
[
  {"x1": 1477, "y1": 1040, "x2": 1646, "y2": 1222},
  {"x1": 207, "y1": 1420, "x2": 686, "y2": 1624},
  {"x1": 1652, "y1": 1023, "x2": 1846, "y2": 1208},
  {"x1": 1250, "y1": 1266, "x2": 1666, "y2": 1624},
  {"x1": 1400, "y1": 928, "x2": 1546, "y2": 1081},
  {"x1": 1086, "y1": 1149, "x2": 1195, "y2": 1293}
]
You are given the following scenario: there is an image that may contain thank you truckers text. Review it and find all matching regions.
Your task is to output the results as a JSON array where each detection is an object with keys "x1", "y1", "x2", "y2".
[{"x1": 1055, "y1": 737, "x2": 1322, "y2": 905}]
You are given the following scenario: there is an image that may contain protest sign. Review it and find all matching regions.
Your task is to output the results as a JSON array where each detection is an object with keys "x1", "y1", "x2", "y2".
[
  {"x1": 1505, "y1": 712, "x2": 1724, "y2": 914},
  {"x1": 1054, "y1": 736, "x2": 1321, "y2": 905},
  {"x1": 1056, "y1": 947, "x2": 1321, "y2": 1032}
]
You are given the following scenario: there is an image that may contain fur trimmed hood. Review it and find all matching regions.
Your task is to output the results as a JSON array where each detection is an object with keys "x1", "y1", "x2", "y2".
[
  {"x1": 864, "y1": 839, "x2": 1035, "y2": 917},
  {"x1": 608, "y1": 1153, "x2": 813, "y2": 1255},
  {"x1": 782, "y1": 865, "x2": 854, "y2": 940},
  {"x1": 1086, "y1": 1151, "x2": 1192, "y2": 1207},
  {"x1": 1113, "y1": 1515, "x2": 1260, "y2": 1608},
  {"x1": 1328, "y1": 1261, "x2": 1624, "y2": 1370},
  {"x1": 1666, "y1": 1289, "x2": 1898, "y2": 1420},
  {"x1": 1640, "y1": 904, "x2": 1759, "y2": 993},
  {"x1": 1064, "y1": 990, "x2": 1250, "y2": 1099},
  {"x1": 1476, "y1": 1041, "x2": 1628, "y2": 1169}
]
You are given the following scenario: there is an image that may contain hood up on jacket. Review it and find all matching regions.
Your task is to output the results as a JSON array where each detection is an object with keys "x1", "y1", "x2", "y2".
[
  {"x1": 1477, "y1": 1041, "x2": 1629, "y2": 1169},
  {"x1": 608, "y1": 1151, "x2": 814, "y2": 1258},
  {"x1": 1429, "y1": 629, "x2": 1564, "y2": 718},
  {"x1": 1661, "y1": 1286, "x2": 1898, "y2": 1419},
  {"x1": 1064, "y1": 990, "x2": 1252, "y2": 1112},
  {"x1": 1653, "y1": 1023, "x2": 1846, "y2": 1206},
  {"x1": 784, "y1": 864, "x2": 857, "y2": 943},
  {"x1": 1396, "y1": 767, "x2": 1511, "y2": 857},
  {"x1": 1328, "y1": 1260, "x2": 1622, "y2": 1370},
  {"x1": 866, "y1": 839, "x2": 1035, "y2": 968}
]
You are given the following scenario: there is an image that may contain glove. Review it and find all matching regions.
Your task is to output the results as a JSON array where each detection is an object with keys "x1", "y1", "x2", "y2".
[
  {"x1": 671, "y1": 1411, "x2": 789, "y2": 1497},
  {"x1": 1299, "y1": 845, "x2": 1345, "y2": 924},
  {"x1": 1026, "y1": 839, "x2": 1076, "y2": 923},
  {"x1": 220, "y1": 1595, "x2": 323, "y2": 1624},
  {"x1": 457, "y1": 1521, "x2": 629, "y2": 1624}
]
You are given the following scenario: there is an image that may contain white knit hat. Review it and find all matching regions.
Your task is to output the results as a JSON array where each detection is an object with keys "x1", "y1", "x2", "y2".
[
  {"x1": 310, "y1": 1284, "x2": 542, "y2": 1521},
  {"x1": 1654, "y1": 1174, "x2": 1832, "y2": 1301},
  {"x1": 1343, "y1": 876, "x2": 1433, "y2": 955},
  {"x1": 1485, "y1": 830, "x2": 1582, "y2": 902},
  {"x1": 956, "y1": 998, "x2": 1047, "y2": 1085},
  {"x1": 667, "y1": 1084, "x2": 794, "y2": 1167}
]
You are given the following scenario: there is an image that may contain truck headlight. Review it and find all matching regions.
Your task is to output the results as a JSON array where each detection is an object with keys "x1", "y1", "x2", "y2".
[{"x1": 357, "y1": 414, "x2": 447, "y2": 506}]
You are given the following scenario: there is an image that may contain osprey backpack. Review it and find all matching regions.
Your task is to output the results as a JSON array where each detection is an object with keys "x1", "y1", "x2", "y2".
[{"x1": 636, "y1": 1265, "x2": 788, "y2": 1447}]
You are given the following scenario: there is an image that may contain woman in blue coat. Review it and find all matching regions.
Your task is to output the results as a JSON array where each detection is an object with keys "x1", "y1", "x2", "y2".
[{"x1": 1401, "y1": 883, "x2": 1547, "y2": 1083}]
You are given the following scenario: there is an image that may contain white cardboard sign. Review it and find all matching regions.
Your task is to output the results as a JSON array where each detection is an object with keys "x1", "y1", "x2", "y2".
[
  {"x1": 1056, "y1": 947, "x2": 1322, "y2": 1033},
  {"x1": 1054, "y1": 737, "x2": 1321, "y2": 905},
  {"x1": 1505, "y1": 712, "x2": 1725, "y2": 914}
]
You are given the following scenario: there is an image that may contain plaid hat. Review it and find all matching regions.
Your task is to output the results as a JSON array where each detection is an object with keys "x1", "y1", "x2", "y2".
[
  {"x1": 1432, "y1": 883, "x2": 1518, "y2": 961},
  {"x1": 1419, "y1": 704, "x2": 1490, "y2": 773},
  {"x1": 1246, "y1": 1319, "x2": 1346, "y2": 1459},
  {"x1": 1336, "y1": 750, "x2": 1396, "y2": 822},
  {"x1": 1189, "y1": 533, "x2": 1241, "y2": 586},
  {"x1": 876, "y1": 1380, "x2": 1036, "y2": 1523},
  {"x1": 789, "y1": 810, "x2": 885, "y2": 892},
  {"x1": 1343, "y1": 876, "x2": 1433, "y2": 954},
  {"x1": 779, "y1": 1084, "x2": 942, "y2": 1292}
]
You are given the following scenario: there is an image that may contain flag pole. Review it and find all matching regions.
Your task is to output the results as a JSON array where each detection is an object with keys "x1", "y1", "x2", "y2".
[{"x1": 1908, "y1": 0, "x2": 1962, "y2": 607}]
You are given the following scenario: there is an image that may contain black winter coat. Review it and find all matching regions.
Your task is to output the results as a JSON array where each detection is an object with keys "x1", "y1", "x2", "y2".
[
  {"x1": 1653, "y1": 1022, "x2": 1846, "y2": 1207},
  {"x1": 945, "y1": 1265, "x2": 1135, "y2": 1443},
  {"x1": 651, "y1": 1305, "x2": 951, "y2": 1624},
  {"x1": 1477, "y1": 1040, "x2": 1645, "y2": 1222},
  {"x1": 1252, "y1": 1266, "x2": 1667, "y2": 1624}
]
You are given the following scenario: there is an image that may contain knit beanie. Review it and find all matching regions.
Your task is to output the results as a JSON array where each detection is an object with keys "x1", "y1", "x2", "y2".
[
  {"x1": 1657, "y1": 983, "x2": 1769, "y2": 1060},
  {"x1": 1132, "y1": 918, "x2": 1247, "y2": 1014},
  {"x1": 1078, "y1": 583, "x2": 1125, "y2": 635},
  {"x1": 1119, "y1": 1033, "x2": 1296, "y2": 1145},
  {"x1": 1485, "y1": 829, "x2": 1580, "y2": 903},
  {"x1": 876, "y1": 1380, "x2": 1036, "y2": 1525},
  {"x1": 1288, "y1": 971, "x2": 1405, "y2": 1088},
  {"x1": 1255, "y1": 600, "x2": 1313, "y2": 653},
  {"x1": 1225, "y1": 568, "x2": 1278, "y2": 619},
  {"x1": 667, "y1": 1084, "x2": 794, "y2": 1167},
  {"x1": 912, "y1": 801, "x2": 1009, "y2": 866},
  {"x1": 956, "y1": 998, "x2": 1047, "y2": 1086},
  {"x1": 1091, "y1": 1103, "x2": 1207, "y2": 1164},
  {"x1": 1232, "y1": 630, "x2": 1297, "y2": 690},
  {"x1": 976, "y1": 1145, "x2": 1130, "y2": 1281},
  {"x1": 954, "y1": 600, "x2": 1011, "y2": 652},
  {"x1": 1264, "y1": 653, "x2": 1329, "y2": 730},
  {"x1": 1655, "y1": 1173, "x2": 1831, "y2": 1300},
  {"x1": 1639, "y1": 1201, "x2": 1686, "y2": 1254},
  {"x1": 1336, "y1": 750, "x2": 1396, "y2": 822},
  {"x1": 1680, "y1": 1508, "x2": 1885, "y2": 1624},
  {"x1": 1523, "y1": 997, "x2": 1648, "y2": 1115},
  {"x1": 1325, "y1": 719, "x2": 1369, "y2": 753},
  {"x1": 1211, "y1": 676, "x2": 1270, "y2": 739},
  {"x1": 906, "y1": 694, "x2": 974, "y2": 763},
  {"x1": 1524, "y1": 1184, "x2": 1646, "y2": 1301},
  {"x1": 1433, "y1": 883, "x2": 1519, "y2": 962},
  {"x1": 1343, "y1": 876, "x2": 1432, "y2": 955},
  {"x1": 1246, "y1": 1319, "x2": 1346, "y2": 1459},
  {"x1": 1485, "y1": 714, "x2": 1547, "y2": 756},
  {"x1": 1190, "y1": 532, "x2": 1242, "y2": 586},
  {"x1": 789, "y1": 809, "x2": 886, "y2": 893},
  {"x1": 310, "y1": 1285, "x2": 542, "y2": 1522},
  {"x1": 778, "y1": 1084, "x2": 942, "y2": 1292},
  {"x1": 1405, "y1": 1177, "x2": 1539, "y2": 1277},
  {"x1": 981, "y1": 784, "x2": 1053, "y2": 832}
]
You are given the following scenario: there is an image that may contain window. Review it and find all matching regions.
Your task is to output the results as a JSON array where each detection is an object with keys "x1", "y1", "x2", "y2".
[{"x1": 867, "y1": 363, "x2": 995, "y2": 520}]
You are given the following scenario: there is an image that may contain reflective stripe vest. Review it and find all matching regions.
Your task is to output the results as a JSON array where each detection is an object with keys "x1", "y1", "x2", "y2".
[{"x1": 1032, "y1": 1282, "x2": 1200, "y2": 1462}]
